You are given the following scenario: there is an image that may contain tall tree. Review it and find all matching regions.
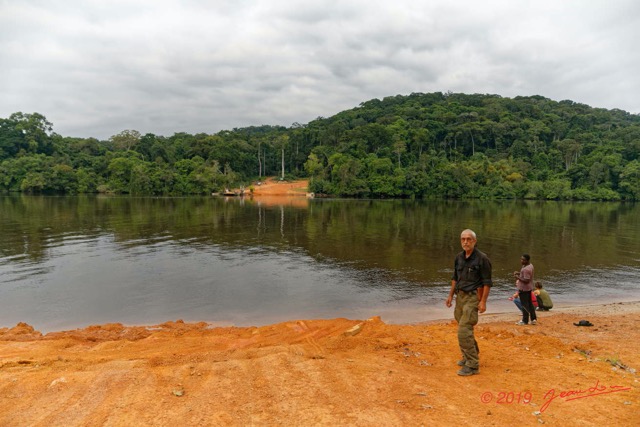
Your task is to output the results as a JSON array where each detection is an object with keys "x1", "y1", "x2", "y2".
[
  {"x1": 110, "y1": 130, "x2": 141, "y2": 152},
  {"x1": 557, "y1": 139, "x2": 582, "y2": 170},
  {"x1": 275, "y1": 134, "x2": 289, "y2": 179}
]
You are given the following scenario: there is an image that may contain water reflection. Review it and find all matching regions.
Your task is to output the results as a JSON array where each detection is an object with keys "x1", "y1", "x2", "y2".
[{"x1": 0, "y1": 195, "x2": 639, "y2": 332}]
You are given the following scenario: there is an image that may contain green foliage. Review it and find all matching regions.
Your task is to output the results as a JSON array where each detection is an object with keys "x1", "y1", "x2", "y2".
[
  {"x1": 300, "y1": 93, "x2": 639, "y2": 200},
  {"x1": 1, "y1": 93, "x2": 639, "y2": 199},
  {"x1": 619, "y1": 160, "x2": 640, "y2": 200}
]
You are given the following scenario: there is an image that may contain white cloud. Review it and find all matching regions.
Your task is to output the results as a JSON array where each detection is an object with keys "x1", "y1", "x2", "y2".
[{"x1": 1, "y1": 0, "x2": 638, "y2": 139}]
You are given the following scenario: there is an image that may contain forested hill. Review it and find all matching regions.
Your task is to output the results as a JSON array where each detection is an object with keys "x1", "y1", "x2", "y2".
[{"x1": 1, "y1": 92, "x2": 639, "y2": 200}]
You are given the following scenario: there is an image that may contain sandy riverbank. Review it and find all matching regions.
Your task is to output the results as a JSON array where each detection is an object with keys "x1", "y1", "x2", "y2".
[
  {"x1": 1, "y1": 301, "x2": 638, "y2": 426},
  {"x1": 249, "y1": 177, "x2": 309, "y2": 197},
  {"x1": 219, "y1": 177, "x2": 310, "y2": 209}
]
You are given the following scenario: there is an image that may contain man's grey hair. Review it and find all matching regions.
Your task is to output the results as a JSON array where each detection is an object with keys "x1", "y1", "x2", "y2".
[{"x1": 461, "y1": 229, "x2": 477, "y2": 239}]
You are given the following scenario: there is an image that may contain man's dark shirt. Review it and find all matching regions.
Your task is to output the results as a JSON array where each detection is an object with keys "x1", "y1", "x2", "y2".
[{"x1": 452, "y1": 247, "x2": 493, "y2": 292}]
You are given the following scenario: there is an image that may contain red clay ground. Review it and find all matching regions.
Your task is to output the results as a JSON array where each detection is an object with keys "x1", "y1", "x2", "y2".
[
  {"x1": 1, "y1": 302, "x2": 638, "y2": 426},
  {"x1": 250, "y1": 177, "x2": 309, "y2": 197}
]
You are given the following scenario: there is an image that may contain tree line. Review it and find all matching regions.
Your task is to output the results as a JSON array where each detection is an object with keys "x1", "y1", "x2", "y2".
[{"x1": 1, "y1": 92, "x2": 639, "y2": 199}]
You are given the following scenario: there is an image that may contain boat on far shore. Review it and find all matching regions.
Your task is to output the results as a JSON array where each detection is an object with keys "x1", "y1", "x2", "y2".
[{"x1": 220, "y1": 187, "x2": 246, "y2": 196}]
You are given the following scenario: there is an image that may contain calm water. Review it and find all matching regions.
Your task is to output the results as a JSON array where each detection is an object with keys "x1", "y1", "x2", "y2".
[{"x1": 1, "y1": 195, "x2": 639, "y2": 332}]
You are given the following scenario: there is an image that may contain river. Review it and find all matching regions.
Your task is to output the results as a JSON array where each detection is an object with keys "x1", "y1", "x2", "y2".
[{"x1": 1, "y1": 195, "x2": 639, "y2": 332}]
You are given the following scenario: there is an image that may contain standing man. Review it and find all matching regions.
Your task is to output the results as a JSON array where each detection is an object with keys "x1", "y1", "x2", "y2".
[
  {"x1": 514, "y1": 254, "x2": 536, "y2": 325},
  {"x1": 446, "y1": 229, "x2": 492, "y2": 376}
]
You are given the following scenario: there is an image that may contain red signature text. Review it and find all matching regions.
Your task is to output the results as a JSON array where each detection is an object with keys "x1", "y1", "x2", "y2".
[{"x1": 541, "y1": 380, "x2": 631, "y2": 412}]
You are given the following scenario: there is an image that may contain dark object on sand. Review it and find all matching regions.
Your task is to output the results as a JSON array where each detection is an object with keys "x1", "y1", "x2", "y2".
[{"x1": 573, "y1": 320, "x2": 594, "y2": 327}]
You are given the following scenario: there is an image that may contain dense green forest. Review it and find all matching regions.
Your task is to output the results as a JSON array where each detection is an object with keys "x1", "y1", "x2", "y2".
[{"x1": 1, "y1": 92, "x2": 639, "y2": 199}]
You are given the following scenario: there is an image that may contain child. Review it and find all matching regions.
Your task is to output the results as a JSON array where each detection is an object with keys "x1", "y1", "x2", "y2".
[{"x1": 534, "y1": 281, "x2": 553, "y2": 311}]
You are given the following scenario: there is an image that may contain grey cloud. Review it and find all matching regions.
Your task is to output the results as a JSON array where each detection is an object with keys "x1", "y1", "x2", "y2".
[{"x1": 0, "y1": 0, "x2": 638, "y2": 139}]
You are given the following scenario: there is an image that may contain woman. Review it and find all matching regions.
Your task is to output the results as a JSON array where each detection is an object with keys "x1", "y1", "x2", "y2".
[{"x1": 534, "y1": 281, "x2": 553, "y2": 311}]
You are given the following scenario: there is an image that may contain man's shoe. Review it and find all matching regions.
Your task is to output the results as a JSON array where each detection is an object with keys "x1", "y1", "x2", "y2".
[
  {"x1": 531, "y1": 320, "x2": 537, "y2": 325},
  {"x1": 457, "y1": 366, "x2": 479, "y2": 376},
  {"x1": 457, "y1": 360, "x2": 466, "y2": 366},
  {"x1": 515, "y1": 321, "x2": 527, "y2": 325}
]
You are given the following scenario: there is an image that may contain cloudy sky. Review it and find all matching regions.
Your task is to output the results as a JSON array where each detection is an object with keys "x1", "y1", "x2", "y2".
[{"x1": 1, "y1": 0, "x2": 639, "y2": 140}]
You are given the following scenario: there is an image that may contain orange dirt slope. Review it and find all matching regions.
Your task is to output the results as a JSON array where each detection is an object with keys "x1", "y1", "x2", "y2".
[{"x1": 1, "y1": 302, "x2": 638, "y2": 426}]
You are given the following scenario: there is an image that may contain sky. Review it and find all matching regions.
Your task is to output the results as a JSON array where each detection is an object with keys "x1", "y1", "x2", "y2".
[{"x1": 1, "y1": 0, "x2": 639, "y2": 140}]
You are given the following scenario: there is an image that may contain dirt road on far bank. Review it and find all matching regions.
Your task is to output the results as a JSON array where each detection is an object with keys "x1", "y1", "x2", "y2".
[{"x1": 249, "y1": 177, "x2": 309, "y2": 196}]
